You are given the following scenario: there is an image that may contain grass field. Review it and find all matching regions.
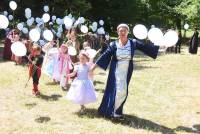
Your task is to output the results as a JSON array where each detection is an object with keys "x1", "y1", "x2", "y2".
[{"x1": 0, "y1": 47, "x2": 200, "y2": 134}]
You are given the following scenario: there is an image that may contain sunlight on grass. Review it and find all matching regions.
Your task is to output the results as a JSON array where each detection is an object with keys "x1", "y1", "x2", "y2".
[{"x1": 0, "y1": 47, "x2": 200, "y2": 134}]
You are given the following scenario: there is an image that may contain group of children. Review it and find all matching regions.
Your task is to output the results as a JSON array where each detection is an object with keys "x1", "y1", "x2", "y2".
[
  {"x1": 28, "y1": 40, "x2": 97, "y2": 112},
  {"x1": 2, "y1": 27, "x2": 109, "y2": 112}
]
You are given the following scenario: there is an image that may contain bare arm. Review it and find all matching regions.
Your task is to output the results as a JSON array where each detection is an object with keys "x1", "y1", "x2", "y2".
[{"x1": 67, "y1": 71, "x2": 77, "y2": 78}]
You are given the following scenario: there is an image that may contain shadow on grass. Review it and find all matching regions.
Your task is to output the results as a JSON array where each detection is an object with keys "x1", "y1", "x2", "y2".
[
  {"x1": 94, "y1": 80, "x2": 105, "y2": 86},
  {"x1": 25, "y1": 102, "x2": 37, "y2": 109},
  {"x1": 98, "y1": 72, "x2": 107, "y2": 76},
  {"x1": 134, "y1": 65, "x2": 160, "y2": 71},
  {"x1": 35, "y1": 116, "x2": 51, "y2": 123},
  {"x1": 45, "y1": 82, "x2": 59, "y2": 85},
  {"x1": 75, "y1": 108, "x2": 175, "y2": 134},
  {"x1": 37, "y1": 93, "x2": 62, "y2": 101},
  {"x1": 95, "y1": 88, "x2": 104, "y2": 93},
  {"x1": 174, "y1": 124, "x2": 200, "y2": 134}
]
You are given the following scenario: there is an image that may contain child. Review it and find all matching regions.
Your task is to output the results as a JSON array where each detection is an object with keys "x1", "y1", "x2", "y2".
[
  {"x1": 42, "y1": 41, "x2": 55, "y2": 76},
  {"x1": 59, "y1": 42, "x2": 73, "y2": 90},
  {"x1": 66, "y1": 51, "x2": 97, "y2": 113},
  {"x1": 28, "y1": 44, "x2": 44, "y2": 95}
]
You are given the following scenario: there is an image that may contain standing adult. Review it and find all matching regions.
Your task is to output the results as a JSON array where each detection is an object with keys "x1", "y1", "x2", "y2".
[
  {"x1": 189, "y1": 29, "x2": 199, "y2": 54},
  {"x1": 3, "y1": 29, "x2": 16, "y2": 60},
  {"x1": 69, "y1": 28, "x2": 80, "y2": 63},
  {"x1": 91, "y1": 24, "x2": 159, "y2": 118}
]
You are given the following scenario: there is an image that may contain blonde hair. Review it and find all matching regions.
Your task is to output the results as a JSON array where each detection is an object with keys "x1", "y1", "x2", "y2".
[{"x1": 32, "y1": 44, "x2": 41, "y2": 52}]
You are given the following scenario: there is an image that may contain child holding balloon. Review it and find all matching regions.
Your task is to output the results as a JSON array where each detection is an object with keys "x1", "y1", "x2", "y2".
[{"x1": 28, "y1": 44, "x2": 44, "y2": 95}]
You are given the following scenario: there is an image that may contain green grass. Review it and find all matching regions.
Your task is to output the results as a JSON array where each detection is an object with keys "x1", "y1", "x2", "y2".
[{"x1": 0, "y1": 47, "x2": 200, "y2": 134}]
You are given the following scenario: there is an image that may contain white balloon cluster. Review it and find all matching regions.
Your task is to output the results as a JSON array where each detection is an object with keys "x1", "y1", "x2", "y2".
[{"x1": 133, "y1": 24, "x2": 179, "y2": 47}]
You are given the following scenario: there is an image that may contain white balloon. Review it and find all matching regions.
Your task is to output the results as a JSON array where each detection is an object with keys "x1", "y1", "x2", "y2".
[
  {"x1": 0, "y1": 15, "x2": 9, "y2": 29},
  {"x1": 52, "y1": 15, "x2": 56, "y2": 21},
  {"x1": 29, "y1": 28, "x2": 41, "y2": 42},
  {"x1": 105, "y1": 34, "x2": 110, "y2": 41},
  {"x1": 8, "y1": 15, "x2": 13, "y2": 20},
  {"x1": 133, "y1": 24, "x2": 148, "y2": 40},
  {"x1": 27, "y1": 19, "x2": 33, "y2": 26},
  {"x1": 58, "y1": 26, "x2": 63, "y2": 32},
  {"x1": 79, "y1": 17, "x2": 85, "y2": 24},
  {"x1": 25, "y1": 8, "x2": 31, "y2": 14},
  {"x1": 3, "y1": 11, "x2": 8, "y2": 16},
  {"x1": 25, "y1": 12, "x2": 31, "y2": 19},
  {"x1": 64, "y1": 16, "x2": 73, "y2": 29},
  {"x1": 80, "y1": 25, "x2": 88, "y2": 34},
  {"x1": 43, "y1": 30, "x2": 54, "y2": 41},
  {"x1": 184, "y1": 24, "x2": 189, "y2": 30},
  {"x1": 68, "y1": 46, "x2": 77, "y2": 56},
  {"x1": 39, "y1": 40, "x2": 45, "y2": 46},
  {"x1": 97, "y1": 27, "x2": 105, "y2": 35},
  {"x1": 56, "y1": 18, "x2": 62, "y2": 25},
  {"x1": 92, "y1": 22, "x2": 98, "y2": 27},
  {"x1": 11, "y1": 41, "x2": 27, "y2": 56},
  {"x1": 49, "y1": 22, "x2": 53, "y2": 25},
  {"x1": 90, "y1": 25, "x2": 97, "y2": 32},
  {"x1": 148, "y1": 28, "x2": 163, "y2": 45},
  {"x1": 99, "y1": 20, "x2": 104, "y2": 26},
  {"x1": 17, "y1": 23, "x2": 24, "y2": 31},
  {"x1": 73, "y1": 21, "x2": 79, "y2": 27},
  {"x1": 9, "y1": 1, "x2": 17, "y2": 10},
  {"x1": 56, "y1": 32, "x2": 62, "y2": 38},
  {"x1": 35, "y1": 17, "x2": 40, "y2": 23},
  {"x1": 163, "y1": 30, "x2": 179, "y2": 47},
  {"x1": 42, "y1": 13, "x2": 50, "y2": 23},
  {"x1": 43, "y1": 5, "x2": 49, "y2": 12},
  {"x1": 85, "y1": 49, "x2": 97, "y2": 58},
  {"x1": 22, "y1": 27, "x2": 28, "y2": 34}
]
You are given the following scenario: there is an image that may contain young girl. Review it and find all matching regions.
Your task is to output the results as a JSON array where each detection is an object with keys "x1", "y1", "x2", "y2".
[
  {"x1": 28, "y1": 44, "x2": 43, "y2": 95},
  {"x1": 59, "y1": 42, "x2": 73, "y2": 90},
  {"x1": 66, "y1": 51, "x2": 97, "y2": 112}
]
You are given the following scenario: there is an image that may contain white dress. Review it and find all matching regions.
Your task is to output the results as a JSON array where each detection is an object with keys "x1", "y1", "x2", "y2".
[
  {"x1": 114, "y1": 40, "x2": 131, "y2": 111},
  {"x1": 66, "y1": 64, "x2": 97, "y2": 105}
]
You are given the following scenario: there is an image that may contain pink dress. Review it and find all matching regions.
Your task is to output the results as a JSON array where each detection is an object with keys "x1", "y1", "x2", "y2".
[{"x1": 66, "y1": 64, "x2": 97, "y2": 105}]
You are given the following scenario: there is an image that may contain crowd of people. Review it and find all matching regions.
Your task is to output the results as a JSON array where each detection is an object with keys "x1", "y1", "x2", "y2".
[
  {"x1": 1, "y1": 23, "x2": 199, "y2": 117},
  {"x1": 2, "y1": 26, "x2": 109, "y2": 113}
]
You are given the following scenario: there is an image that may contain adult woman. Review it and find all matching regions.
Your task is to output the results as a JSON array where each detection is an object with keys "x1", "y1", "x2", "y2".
[
  {"x1": 3, "y1": 29, "x2": 18, "y2": 60},
  {"x1": 91, "y1": 24, "x2": 159, "y2": 117}
]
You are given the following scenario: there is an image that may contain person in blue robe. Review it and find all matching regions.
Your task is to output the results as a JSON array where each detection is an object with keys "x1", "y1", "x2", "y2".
[{"x1": 91, "y1": 24, "x2": 159, "y2": 118}]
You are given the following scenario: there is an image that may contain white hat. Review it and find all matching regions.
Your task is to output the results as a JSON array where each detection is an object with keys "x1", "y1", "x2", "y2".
[{"x1": 117, "y1": 23, "x2": 129, "y2": 32}]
